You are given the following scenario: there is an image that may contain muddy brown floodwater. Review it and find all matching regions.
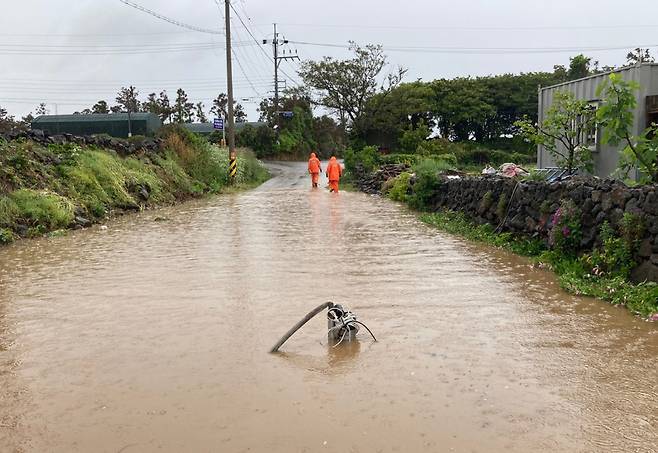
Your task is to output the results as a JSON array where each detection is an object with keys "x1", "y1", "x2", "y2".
[{"x1": 1, "y1": 162, "x2": 657, "y2": 453}]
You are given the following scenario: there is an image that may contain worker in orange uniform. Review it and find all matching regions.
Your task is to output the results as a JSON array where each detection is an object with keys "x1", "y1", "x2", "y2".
[
  {"x1": 308, "y1": 152, "x2": 322, "y2": 188},
  {"x1": 325, "y1": 156, "x2": 342, "y2": 193}
]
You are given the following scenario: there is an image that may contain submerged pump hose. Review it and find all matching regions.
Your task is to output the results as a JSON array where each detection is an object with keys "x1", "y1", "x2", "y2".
[{"x1": 270, "y1": 302, "x2": 335, "y2": 353}]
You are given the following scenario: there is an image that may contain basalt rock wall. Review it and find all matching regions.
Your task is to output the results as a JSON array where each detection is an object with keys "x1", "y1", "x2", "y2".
[{"x1": 425, "y1": 176, "x2": 658, "y2": 283}]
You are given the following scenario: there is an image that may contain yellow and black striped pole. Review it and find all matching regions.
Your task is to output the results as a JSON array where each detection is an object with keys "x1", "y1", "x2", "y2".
[{"x1": 229, "y1": 151, "x2": 238, "y2": 182}]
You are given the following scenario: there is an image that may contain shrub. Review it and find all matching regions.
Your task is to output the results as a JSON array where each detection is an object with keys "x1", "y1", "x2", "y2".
[
  {"x1": 549, "y1": 199, "x2": 582, "y2": 253},
  {"x1": 0, "y1": 228, "x2": 14, "y2": 244},
  {"x1": 387, "y1": 172, "x2": 412, "y2": 202},
  {"x1": 343, "y1": 146, "x2": 381, "y2": 174},
  {"x1": 408, "y1": 158, "x2": 447, "y2": 210}
]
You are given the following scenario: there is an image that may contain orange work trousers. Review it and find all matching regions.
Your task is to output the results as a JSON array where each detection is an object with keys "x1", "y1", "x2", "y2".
[
  {"x1": 329, "y1": 180, "x2": 339, "y2": 192},
  {"x1": 311, "y1": 172, "x2": 320, "y2": 186}
]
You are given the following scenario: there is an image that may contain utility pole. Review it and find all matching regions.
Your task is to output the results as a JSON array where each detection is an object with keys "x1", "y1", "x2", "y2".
[
  {"x1": 225, "y1": 0, "x2": 237, "y2": 182},
  {"x1": 264, "y1": 24, "x2": 299, "y2": 129}
]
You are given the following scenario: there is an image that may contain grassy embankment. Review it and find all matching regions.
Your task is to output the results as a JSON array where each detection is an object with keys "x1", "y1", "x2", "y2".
[
  {"x1": 0, "y1": 127, "x2": 269, "y2": 244},
  {"x1": 347, "y1": 150, "x2": 658, "y2": 319}
]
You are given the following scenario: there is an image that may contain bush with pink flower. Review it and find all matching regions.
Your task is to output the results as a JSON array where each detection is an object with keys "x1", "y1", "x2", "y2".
[{"x1": 549, "y1": 199, "x2": 582, "y2": 253}]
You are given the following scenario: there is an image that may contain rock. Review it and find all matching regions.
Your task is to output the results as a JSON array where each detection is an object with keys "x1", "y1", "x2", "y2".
[
  {"x1": 644, "y1": 191, "x2": 658, "y2": 216},
  {"x1": 74, "y1": 216, "x2": 91, "y2": 228},
  {"x1": 631, "y1": 261, "x2": 658, "y2": 283},
  {"x1": 138, "y1": 186, "x2": 150, "y2": 201},
  {"x1": 639, "y1": 239, "x2": 653, "y2": 258},
  {"x1": 610, "y1": 186, "x2": 629, "y2": 208}
]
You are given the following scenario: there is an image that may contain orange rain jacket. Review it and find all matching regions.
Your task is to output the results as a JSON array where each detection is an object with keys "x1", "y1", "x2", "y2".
[
  {"x1": 326, "y1": 157, "x2": 342, "y2": 181},
  {"x1": 308, "y1": 153, "x2": 322, "y2": 174}
]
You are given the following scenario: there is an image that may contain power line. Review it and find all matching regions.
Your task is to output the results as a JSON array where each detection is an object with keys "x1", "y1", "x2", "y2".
[
  {"x1": 228, "y1": 4, "x2": 301, "y2": 88},
  {"x1": 276, "y1": 22, "x2": 658, "y2": 32},
  {"x1": 0, "y1": 42, "x2": 258, "y2": 56},
  {"x1": 118, "y1": 0, "x2": 223, "y2": 35},
  {"x1": 289, "y1": 40, "x2": 658, "y2": 55}
]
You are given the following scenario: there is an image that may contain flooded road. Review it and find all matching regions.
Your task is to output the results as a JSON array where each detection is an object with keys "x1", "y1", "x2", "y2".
[{"x1": 1, "y1": 162, "x2": 657, "y2": 453}]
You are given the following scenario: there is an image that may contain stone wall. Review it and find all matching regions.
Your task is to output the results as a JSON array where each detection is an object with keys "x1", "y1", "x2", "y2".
[
  {"x1": 1, "y1": 129, "x2": 163, "y2": 156},
  {"x1": 422, "y1": 176, "x2": 658, "y2": 282}
]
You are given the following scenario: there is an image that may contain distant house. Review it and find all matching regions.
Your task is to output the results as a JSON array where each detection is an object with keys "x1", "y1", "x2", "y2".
[
  {"x1": 31, "y1": 113, "x2": 162, "y2": 138},
  {"x1": 537, "y1": 63, "x2": 658, "y2": 180},
  {"x1": 182, "y1": 121, "x2": 266, "y2": 136}
]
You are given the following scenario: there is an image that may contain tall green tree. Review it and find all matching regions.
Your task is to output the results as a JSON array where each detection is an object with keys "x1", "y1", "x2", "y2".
[
  {"x1": 515, "y1": 91, "x2": 596, "y2": 174},
  {"x1": 626, "y1": 48, "x2": 655, "y2": 65},
  {"x1": 157, "y1": 91, "x2": 172, "y2": 123},
  {"x1": 299, "y1": 42, "x2": 406, "y2": 130},
  {"x1": 596, "y1": 73, "x2": 658, "y2": 183},
  {"x1": 173, "y1": 88, "x2": 194, "y2": 123},
  {"x1": 142, "y1": 93, "x2": 160, "y2": 117},
  {"x1": 115, "y1": 86, "x2": 140, "y2": 113},
  {"x1": 0, "y1": 106, "x2": 16, "y2": 132},
  {"x1": 195, "y1": 102, "x2": 208, "y2": 123},
  {"x1": 210, "y1": 93, "x2": 246, "y2": 122},
  {"x1": 91, "y1": 100, "x2": 110, "y2": 114},
  {"x1": 35, "y1": 103, "x2": 49, "y2": 115},
  {"x1": 357, "y1": 81, "x2": 435, "y2": 149}
]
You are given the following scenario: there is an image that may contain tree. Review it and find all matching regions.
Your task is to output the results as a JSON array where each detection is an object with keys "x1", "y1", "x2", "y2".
[
  {"x1": 195, "y1": 102, "x2": 208, "y2": 123},
  {"x1": 115, "y1": 86, "x2": 140, "y2": 113},
  {"x1": 356, "y1": 81, "x2": 435, "y2": 149},
  {"x1": 626, "y1": 48, "x2": 655, "y2": 66},
  {"x1": 210, "y1": 93, "x2": 246, "y2": 122},
  {"x1": 0, "y1": 106, "x2": 16, "y2": 133},
  {"x1": 258, "y1": 88, "x2": 311, "y2": 125},
  {"x1": 35, "y1": 103, "x2": 49, "y2": 115},
  {"x1": 91, "y1": 100, "x2": 110, "y2": 114},
  {"x1": 432, "y1": 77, "x2": 496, "y2": 141},
  {"x1": 299, "y1": 42, "x2": 406, "y2": 130},
  {"x1": 157, "y1": 91, "x2": 172, "y2": 123},
  {"x1": 142, "y1": 93, "x2": 160, "y2": 117},
  {"x1": 515, "y1": 91, "x2": 596, "y2": 174},
  {"x1": 567, "y1": 54, "x2": 592, "y2": 80},
  {"x1": 173, "y1": 88, "x2": 194, "y2": 123},
  {"x1": 596, "y1": 73, "x2": 658, "y2": 183}
]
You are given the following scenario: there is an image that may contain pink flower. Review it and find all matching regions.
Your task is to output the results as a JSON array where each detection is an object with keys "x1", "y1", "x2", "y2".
[{"x1": 562, "y1": 226, "x2": 571, "y2": 237}]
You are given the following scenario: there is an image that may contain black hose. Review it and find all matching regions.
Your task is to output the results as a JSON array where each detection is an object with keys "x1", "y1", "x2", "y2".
[
  {"x1": 270, "y1": 302, "x2": 334, "y2": 353},
  {"x1": 351, "y1": 320, "x2": 377, "y2": 342}
]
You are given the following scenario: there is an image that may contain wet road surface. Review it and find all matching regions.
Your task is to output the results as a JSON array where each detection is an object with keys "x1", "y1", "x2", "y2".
[{"x1": 1, "y1": 162, "x2": 657, "y2": 452}]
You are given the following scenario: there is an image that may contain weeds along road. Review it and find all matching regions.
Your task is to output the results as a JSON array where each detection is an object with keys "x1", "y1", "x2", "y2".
[{"x1": 1, "y1": 161, "x2": 657, "y2": 452}]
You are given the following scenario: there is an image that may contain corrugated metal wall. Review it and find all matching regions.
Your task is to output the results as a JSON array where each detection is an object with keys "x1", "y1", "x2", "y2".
[{"x1": 537, "y1": 64, "x2": 658, "y2": 180}]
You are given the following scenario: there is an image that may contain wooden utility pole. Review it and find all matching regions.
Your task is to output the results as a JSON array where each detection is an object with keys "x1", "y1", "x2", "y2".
[
  {"x1": 264, "y1": 24, "x2": 299, "y2": 130},
  {"x1": 225, "y1": 0, "x2": 237, "y2": 181},
  {"x1": 273, "y1": 23, "x2": 279, "y2": 129}
]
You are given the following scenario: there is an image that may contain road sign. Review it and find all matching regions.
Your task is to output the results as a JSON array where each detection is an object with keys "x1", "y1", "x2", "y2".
[
  {"x1": 213, "y1": 118, "x2": 224, "y2": 130},
  {"x1": 281, "y1": 111, "x2": 294, "y2": 119}
]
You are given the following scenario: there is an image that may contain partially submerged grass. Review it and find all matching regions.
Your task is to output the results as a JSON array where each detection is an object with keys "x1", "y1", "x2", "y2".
[
  {"x1": 0, "y1": 133, "x2": 269, "y2": 242},
  {"x1": 420, "y1": 211, "x2": 658, "y2": 318}
]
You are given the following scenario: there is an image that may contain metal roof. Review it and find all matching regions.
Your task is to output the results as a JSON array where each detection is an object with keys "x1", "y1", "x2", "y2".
[
  {"x1": 32, "y1": 113, "x2": 160, "y2": 123},
  {"x1": 540, "y1": 63, "x2": 658, "y2": 92}
]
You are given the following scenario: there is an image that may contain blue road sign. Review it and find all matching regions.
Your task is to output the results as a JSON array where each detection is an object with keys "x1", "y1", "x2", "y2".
[
  {"x1": 281, "y1": 111, "x2": 294, "y2": 119},
  {"x1": 213, "y1": 118, "x2": 224, "y2": 130}
]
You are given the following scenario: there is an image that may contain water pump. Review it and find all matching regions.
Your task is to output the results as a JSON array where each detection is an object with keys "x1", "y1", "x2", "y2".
[{"x1": 270, "y1": 302, "x2": 376, "y2": 353}]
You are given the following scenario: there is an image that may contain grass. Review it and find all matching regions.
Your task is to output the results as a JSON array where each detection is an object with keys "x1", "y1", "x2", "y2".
[
  {"x1": 0, "y1": 133, "x2": 269, "y2": 242},
  {"x1": 419, "y1": 211, "x2": 658, "y2": 318}
]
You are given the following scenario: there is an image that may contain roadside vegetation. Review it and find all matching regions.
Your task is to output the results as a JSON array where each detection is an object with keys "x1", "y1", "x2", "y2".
[{"x1": 0, "y1": 125, "x2": 268, "y2": 243}]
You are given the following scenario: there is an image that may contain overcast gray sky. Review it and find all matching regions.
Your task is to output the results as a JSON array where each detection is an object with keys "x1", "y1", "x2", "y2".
[{"x1": 2, "y1": 0, "x2": 658, "y2": 121}]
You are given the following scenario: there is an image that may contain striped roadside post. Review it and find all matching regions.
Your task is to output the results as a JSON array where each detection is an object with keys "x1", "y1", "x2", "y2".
[{"x1": 229, "y1": 151, "x2": 237, "y2": 182}]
